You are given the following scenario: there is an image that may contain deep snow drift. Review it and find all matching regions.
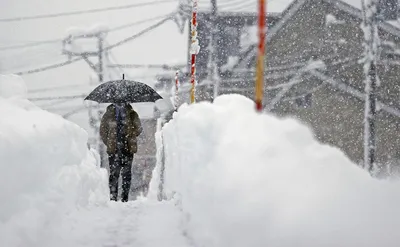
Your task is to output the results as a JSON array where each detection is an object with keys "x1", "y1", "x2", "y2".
[
  {"x1": 0, "y1": 75, "x2": 109, "y2": 246},
  {"x1": 156, "y1": 94, "x2": 400, "y2": 247}
]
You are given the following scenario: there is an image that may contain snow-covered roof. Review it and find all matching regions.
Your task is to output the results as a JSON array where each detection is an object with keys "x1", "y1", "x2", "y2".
[{"x1": 197, "y1": 0, "x2": 293, "y2": 13}]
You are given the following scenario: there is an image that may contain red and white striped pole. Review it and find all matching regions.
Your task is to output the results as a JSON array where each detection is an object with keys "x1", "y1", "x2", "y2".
[
  {"x1": 255, "y1": 0, "x2": 266, "y2": 112},
  {"x1": 174, "y1": 70, "x2": 180, "y2": 108},
  {"x1": 190, "y1": 0, "x2": 199, "y2": 104}
]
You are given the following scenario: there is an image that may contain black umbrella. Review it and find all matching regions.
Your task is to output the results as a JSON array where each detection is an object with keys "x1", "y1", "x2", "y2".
[{"x1": 84, "y1": 77, "x2": 163, "y2": 104}]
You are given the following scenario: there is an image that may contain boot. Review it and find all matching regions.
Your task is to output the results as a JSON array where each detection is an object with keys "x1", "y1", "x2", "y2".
[
  {"x1": 121, "y1": 193, "x2": 129, "y2": 202},
  {"x1": 110, "y1": 185, "x2": 118, "y2": 201}
]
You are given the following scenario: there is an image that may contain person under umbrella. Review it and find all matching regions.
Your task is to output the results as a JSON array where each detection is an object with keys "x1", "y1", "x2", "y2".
[
  {"x1": 86, "y1": 76, "x2": 162, "y2": 202},
  {"x1": 100, "y1": 102, "x2": 142, "y2": 202}
]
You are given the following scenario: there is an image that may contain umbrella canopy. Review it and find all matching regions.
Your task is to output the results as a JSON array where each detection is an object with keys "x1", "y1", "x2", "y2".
[{"x1": 84, "y1": 79, "x2": 163, "y2": 104}]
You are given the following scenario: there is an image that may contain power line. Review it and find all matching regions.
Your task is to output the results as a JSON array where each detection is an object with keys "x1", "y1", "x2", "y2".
[
  {"x1": 67, "y1": 14, "x2": 170, "y2": 40},
  {"x1": 224, "y1": 1, "x2": 255, "y2": 12},
  {"x1": 11, "y1": 14, "x2": 175, "y2": 75},
  {"x1": 0, "y1": 14, "x2": 167, "y2": 51},
  {"x1": 108, "y1": 14, "x2": 169, "y2": 33},
  {"x1": 217, "y1": 0, "x2": 245, "y2": 7},
  {"x1": 108, "y1": 63, "x2": 185, "y2": 70},
  {"x1": 28, "y1": 83, "x2": 92, "y2": 93},
  {"x1": 0, "y1": 39, "x2": 61, "y2": 51},
  {"x1": 198, "y1": 0, "x2": 266, "y2": 12},
  {"x1": 0, "y1": 0, "x2": 177, "y2": 22},
  {"x1": 0, "y1": 45, "x2": 61, "y2": 61},
  {"x1": 37, "y1": 97, "x2": 78, "y2": 108},
  {"x1": 28, "y1": 94, "x2": 86, "y2": 101},
  {"x1": 197, "y1": 0, "x2": 242, "y2": 10},
  {"x1": 0, "y1": 48, "x2": 65, "y2": 72},
  {"x1": 15, "y1": 57, "x2": 83, "y2": 75},
  {"x1": 45, "y1": 104, "x2": 86, "y2": 111},
  {"x1": 105, "y1": 15, "x2": 174, "y2": 51},
  {"x1": 63, "y1": 106, "x2": 88, "y2": 118}
]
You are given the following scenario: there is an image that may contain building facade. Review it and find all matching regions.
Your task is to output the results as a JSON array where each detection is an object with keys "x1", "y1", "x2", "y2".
[{"x1": 170, "y1": 0, "x2": 400, "y2": 173}]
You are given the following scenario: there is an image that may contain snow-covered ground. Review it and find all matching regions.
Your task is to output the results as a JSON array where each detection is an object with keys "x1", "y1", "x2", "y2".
[
  {"x1": 157, "y1": 94, "x2": 400, "y2": 247},
  {"x1": 2, "y1": 75, "x2": 400, "y2": 247}
]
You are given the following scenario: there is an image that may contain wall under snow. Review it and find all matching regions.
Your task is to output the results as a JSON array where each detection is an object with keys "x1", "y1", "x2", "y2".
[
  {"x1": 0, "y1": 75, "x2": 109, "y2": 247},
  {"x1": 157, "y1": 94, "x2": 400, "y2": 247}
]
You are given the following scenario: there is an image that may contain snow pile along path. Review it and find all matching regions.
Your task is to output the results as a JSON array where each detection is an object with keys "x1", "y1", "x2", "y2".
[
  {"x1": 0, "y1": 74, "x2": 109, "y2": 246},
  {"x1": 160, "y1": 94, "x2": 400, "y2": 247}
]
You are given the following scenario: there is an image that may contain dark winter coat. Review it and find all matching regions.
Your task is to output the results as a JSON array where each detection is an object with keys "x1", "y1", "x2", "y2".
[{"x1": 100, "y1": 104, "x2": 142, "y2": 155}]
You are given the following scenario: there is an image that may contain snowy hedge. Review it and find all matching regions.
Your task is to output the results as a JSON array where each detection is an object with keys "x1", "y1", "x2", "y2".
[{"x1": 154, "y1": 94, "x2": 400, "y2": 247}]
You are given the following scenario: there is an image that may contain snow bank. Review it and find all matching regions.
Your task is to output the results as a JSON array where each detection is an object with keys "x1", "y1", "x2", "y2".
[
  {"x1": 157, "y1": 94, "x2": 400, "y2": 247},
  {"x1": 0, "y1": 75, "x2": 108, "y2": 246}
]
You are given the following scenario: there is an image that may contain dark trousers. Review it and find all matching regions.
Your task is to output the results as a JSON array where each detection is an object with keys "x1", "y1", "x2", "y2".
[{"x1": 108, "y1": 152, "x2": 133, "y2": 202}]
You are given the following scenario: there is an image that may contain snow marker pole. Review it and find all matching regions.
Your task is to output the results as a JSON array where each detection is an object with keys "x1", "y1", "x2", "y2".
[
  {"x1": 190, "y1": 0, "x2": 199, "y2": 104},
  {"x1": 255, "y1": 0, "x2": 266, "y2": 112},
  {"x1": 175, "y1": 70, "x2": 180, "y2": 108}
]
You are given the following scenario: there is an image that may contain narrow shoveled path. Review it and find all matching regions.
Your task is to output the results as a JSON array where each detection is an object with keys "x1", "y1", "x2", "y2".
[{"x1": 46, "y1": 199, "x2": 192, "y2": 247}]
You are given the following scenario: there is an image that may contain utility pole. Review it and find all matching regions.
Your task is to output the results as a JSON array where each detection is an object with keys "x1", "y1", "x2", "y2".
[
  {"x1": 63, "y1": 30, "x2": 108, "y2": 167},
  {"x1": 98, "y1": 34, "x2": 104, "y2": 83},
  {"x1": 365, "y1": 62, "x2": 377, "y2": 173},
  {"x1": 361, "y1": 0, "x2": 380, "y2": 174},
  {"x1": 207, "y1": 0, "x2": 219, "y2": 100},
  {"x1": 96, "y1": 33, "x2": 107, "y2": 168}
]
